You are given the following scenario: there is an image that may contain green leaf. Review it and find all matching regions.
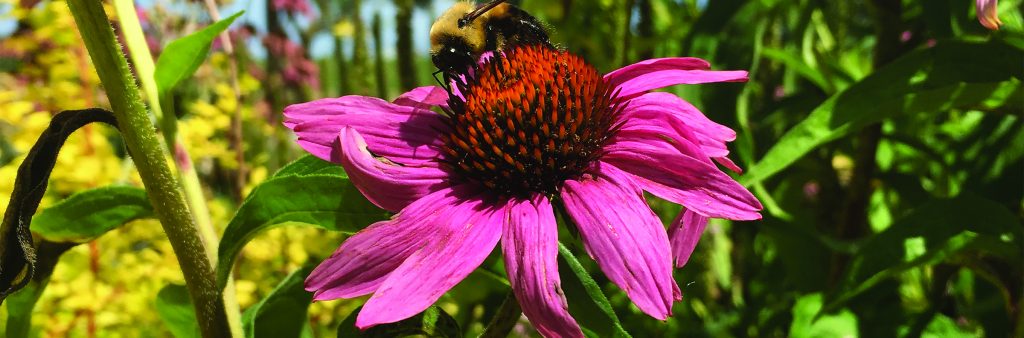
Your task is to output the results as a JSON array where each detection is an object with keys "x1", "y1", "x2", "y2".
[
  {"x1": 789, "y1": 293, "x2": 859, "y2": 338},
  {"x1": 31, "y1": 186, "x2": 152, "y2": 243},
  {"x1": 216, "y1": 174, "x2": 389, "y2": 289},
  {"x1": 827, "y1": 194, "x2": 1023, "y2": 310},
  {"x1": 558, "y1": 243, "x2": 631, "y2": 338},
  {"x1": 273, "y1": 154, "x2": 345, "y2": 178},
  {"x1": 156, "y1": 284, "x2": 201, "y2": 338},
  {"x1": 742, "y1": 40, "x2": 1024, "y2": 186},
  {"x1": 0, "y1": 108, "x2": 117, "y2": 303},
  {"x1": 153, "y1": 11, "x2": 243, "y2": 95},
  {"x1": 337, "y1": 306, "x2": 462, "y2": 338},
  {"x1": 761, "y1": 47, "x2": 833, "y2": 93},
  {"x1": 242, "y1": 265, "x2": 315, "y2": 338}
]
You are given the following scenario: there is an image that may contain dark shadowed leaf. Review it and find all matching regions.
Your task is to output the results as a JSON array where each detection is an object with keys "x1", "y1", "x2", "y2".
[
  {"x1": 153, "y1": 11, "x2": 243, "y2": 95},
  {"x1": 0, "y1": 108, "x2": 116, "y2": 304},
  {"x1": 4, "y1": 241, "x2": 75, "y2": 338},
  {"x1": 827, "y1": 194, "x2": 1023, "y2": 310},
  {"x1": 337, "y1": 305, "x2": 462, "y2": 338},
  {"x1": 31, "y1": 186, "x2": 152, "y2": 242},
  {"x1": 242, "y1": 265, "x2": 315, "y2": 338},
  {"x1": 156, "y1": 284, "x2": 201, "y2": 338},
  {"x1": 558, "y1": 243, "x2": 631, "y2": 338},
  {"x1": 743, "y1": 40, "x2": 1024, "y2": 186},
  {"x1": 216, "y1": 174, "x2": 389, "y2": 289}
]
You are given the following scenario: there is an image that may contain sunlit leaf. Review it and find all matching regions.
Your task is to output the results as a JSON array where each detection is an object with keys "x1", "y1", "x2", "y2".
[
  {"x1": 0, "y1": 108, "x2": 117, "y2": 304},
  {"x1": 789, "y1": 293, "x2": 858, "y2": 338},
  {"x1": 272, "y1": 154, "x2": 345, "y2": 178},
  {"x1": 215, "y1": 174, "x2": 389, "y2": 289},
  {"x1": 337, "y1": 305, "x2": 462, "y2": 338},
  {"x1": 155, "y1": 284, "x2": 201, "y2": 338},
  {"x1": 154, "y1": 11, "x2": 243, "y2": 95},
  {"x1": 558, "y1": 243, "x2": 631, "y2": 338},
  {"x1": 743, "y1": 40, "x2": 1024, "y2": 186},
  {"x1": 31, "y1": 186, "x2": 152, "y2": 243}
]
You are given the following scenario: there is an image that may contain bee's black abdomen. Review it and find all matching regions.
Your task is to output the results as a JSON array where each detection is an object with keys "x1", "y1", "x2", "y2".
[{"x1": 486, "y1": 5, "x2": 551, "y2": 51}]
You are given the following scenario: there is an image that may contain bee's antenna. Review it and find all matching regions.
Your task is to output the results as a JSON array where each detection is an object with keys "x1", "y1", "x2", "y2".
[{"x1": 459, "y1": 0, "x2": 508, "y2": 28}]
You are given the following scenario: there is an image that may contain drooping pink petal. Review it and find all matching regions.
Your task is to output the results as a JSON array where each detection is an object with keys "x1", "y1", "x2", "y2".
[
  {"x1": 284, "y1": 95, "x2": 448, "y2": 166},
  {"x1": 561, "y1": 163, "x2": 677, "y2": 320},
  {"x1": 667, "y1": 209, "x2": 709, "y2": 268},
  {"x1": 502, "y1": 195, "x2": 584, "y2": 338},
  {"x1": 621, "y1": 92, "x2": 737, "y2": 159},
  {"x1": 305, "y1": 186, "x2": 472, "y2": 300},
  {"x1": 603, "y1": 134, "x2": 761, "y2": 220},
  {"x1": 392, "y1": 86, "x2": 450, "y2": 110},
  {"x1": 356, "y1": 194, "x2": 504, "y2": 328},
  {"x1": 977, "y1": 0, "x2": 1002, "y2": 30},
  {"x1": 335, "y1": 128, "x2": 450, "y2": 212},
  {"x1": 604, "y1": 57, "x2": 748, "y2": 98}
]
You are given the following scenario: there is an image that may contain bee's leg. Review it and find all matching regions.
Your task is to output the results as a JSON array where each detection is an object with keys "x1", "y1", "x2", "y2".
[{"x1": 433, "y1": 69, "x2": 451, "y2": 92}]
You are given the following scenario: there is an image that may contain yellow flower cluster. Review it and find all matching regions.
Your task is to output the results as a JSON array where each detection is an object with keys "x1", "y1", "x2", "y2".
[{"x1": 0, "y1": 2, "x2": 354, "y2": 335}]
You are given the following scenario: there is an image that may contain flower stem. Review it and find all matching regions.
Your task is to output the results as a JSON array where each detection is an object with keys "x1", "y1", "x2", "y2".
[
  {"x1": 66, "y1": 1, "x2": 230, "y2": 337},
  {"x1": 479, "y1": 292, "x2": 522, "y2": 338}
]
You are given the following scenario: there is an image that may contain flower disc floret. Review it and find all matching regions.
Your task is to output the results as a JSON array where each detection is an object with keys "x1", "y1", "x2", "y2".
[{"x1": 442, "y1": 45, "x2": 624, "y2": 197}]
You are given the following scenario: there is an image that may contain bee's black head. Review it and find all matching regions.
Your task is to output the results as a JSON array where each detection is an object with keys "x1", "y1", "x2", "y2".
[{"x1": 431, "y1": 36, "x2": 477, "y2": 76}]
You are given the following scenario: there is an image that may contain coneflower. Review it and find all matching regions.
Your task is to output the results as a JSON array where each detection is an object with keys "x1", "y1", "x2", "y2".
[{"x1": 284, "y1": 45, "x2": 762, "y2": 337}]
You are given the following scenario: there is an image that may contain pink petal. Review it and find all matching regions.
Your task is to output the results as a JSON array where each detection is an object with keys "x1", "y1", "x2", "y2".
[
  {"x1": 502, "y1": 195, "x2": 584, "y2": 338},
  {"x1": 604, "y1": 57, "x2": 748, "y2": 98},
  {"x1": 603, "y1": 134, "x2": 762, "y2": 220},
  {"x1": 977, "y1": 0, "x2": 1002, "y2": 30},
  {"x1": 667, "y1": 209, "x2": 709, "y2": 268},
  {"x1": 560, "y1": 163, "x2": 677, "y2": 320},
  {"x1": 305, "y1": 186, "x2": 471, "y2": 300},
  {"x1": 284, "y1": 95, "x2": 448, "y2": 166},
  {"x1": 355, "y1": 194, "x2": 504, "y2": 328},
  {"x1": 392, "y1": 86, "x2": 450, "y2": 110},
  {"x1": 620, "y1": 92, "x2": 737, "y2": 160},
  {"x1": 335, "y1": 128, "x2": 450, "y2": 212}
]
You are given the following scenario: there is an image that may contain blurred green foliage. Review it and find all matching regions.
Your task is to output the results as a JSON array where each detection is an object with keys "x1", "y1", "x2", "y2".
[{"x1": 0, "y1": 0, "x2": 1021, "y2": 336}]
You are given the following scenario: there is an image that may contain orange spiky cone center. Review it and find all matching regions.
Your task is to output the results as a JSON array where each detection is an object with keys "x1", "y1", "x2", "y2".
[{"x1": 442, "y1": 45, "x2": 623, "y2": 197}]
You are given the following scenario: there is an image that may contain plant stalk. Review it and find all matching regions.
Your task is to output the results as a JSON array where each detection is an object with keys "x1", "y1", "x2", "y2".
[{"x1": 66, "y1": 1, "x2": 230, "y2": 336}]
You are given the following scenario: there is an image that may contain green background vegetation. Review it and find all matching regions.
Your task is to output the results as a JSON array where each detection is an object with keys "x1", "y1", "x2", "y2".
[{"x1": 0, "y1": 0, "x2": 1021, "y2": 336}]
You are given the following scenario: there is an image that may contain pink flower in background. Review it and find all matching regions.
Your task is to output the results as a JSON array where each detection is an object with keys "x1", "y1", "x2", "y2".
[
  {"x1": 272, "y1": 0, "x2": 313, "y2": 16},
  {"x1": 284, "y1": 45, "x2": 761, "y2": 337},
  {"x1": 262, "y1": 34, "x2": 319, "y2": 90},
  {"x1": 977, "y1": 0, "x2": 1002, "y2": 30}
]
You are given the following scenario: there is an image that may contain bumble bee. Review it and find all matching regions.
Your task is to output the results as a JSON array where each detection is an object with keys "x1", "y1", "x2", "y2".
[{"x1": 429, "y1": 0, "x2": 552, "y2": 80}]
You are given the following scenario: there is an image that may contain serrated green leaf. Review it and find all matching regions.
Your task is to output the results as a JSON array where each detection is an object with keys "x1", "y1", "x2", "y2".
[
  {"x1": 153, "y1": 11, "x2": 243, "y2": 95},
  {"x1": 337, "y1": 305, "x2": 462, "y2": 338},
  {"x1": 31, "y1": 186, "x2": 152, "y2": 243},
  {"x1": 0, "y1": 108, "x2": 117, "y2": 304},
  {"x1": 156, "y1": 284, "x2": 201, "y2": 338},
  {"x1": 243, "y1": 265, "x2": 315, "y2": 338},
  {"x1": 558, "y1": 243, "x2": 631, "y2": 338},
  {"x1": 216, "y1": 174, "x2": 389, "y2": 289},
  {"x1": 742, "y1": 40, "x2": 1024, "y2": 186},
  {"x1": 827, "y1": 194, "x2": 1023, "y2": 310}
]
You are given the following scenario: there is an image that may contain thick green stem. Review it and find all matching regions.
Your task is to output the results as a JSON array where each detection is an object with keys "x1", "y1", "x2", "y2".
[{"x1": 66, "y1": 1, "x2": 230, "y2": 337}]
